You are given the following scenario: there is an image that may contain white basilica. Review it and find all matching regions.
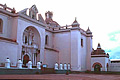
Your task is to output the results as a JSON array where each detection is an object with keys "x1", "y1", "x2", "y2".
[{"x1": 0, "y1": 4, "x2": 117, "y2": 72}]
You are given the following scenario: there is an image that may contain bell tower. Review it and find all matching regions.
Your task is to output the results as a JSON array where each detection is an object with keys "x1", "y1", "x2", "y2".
[
  {"x1": 29, "y1": 5, "x2": 38, "y2": 19},
  {"x1": 45, "y1": 11, "x2": 53, "y2": 19},
  {"x1": 86, "y1": 27, "x2": 93, "y2": 71}
]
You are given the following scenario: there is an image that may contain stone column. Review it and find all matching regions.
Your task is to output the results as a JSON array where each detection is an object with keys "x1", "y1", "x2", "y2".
[
  {"x1": 28, "y1": 60, "x2": 32, "y2": 69},
  {"x1": 17, "y1": 59, "x2": 22, "y2": 69},
  {"x1": 5, "y1": 58, "x2": 10, "y2": 68}
]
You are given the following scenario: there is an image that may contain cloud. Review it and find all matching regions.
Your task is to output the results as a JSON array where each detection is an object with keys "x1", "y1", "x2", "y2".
[
  {"x1": 108, "y1": 31, "x2": 120, "y2": 42},
  {"x1": 104, "y1": 31, "x2": 120, "y2": 59},
  {"x1": 105, "y1": 46, "x2": 120, "y2": 59}
]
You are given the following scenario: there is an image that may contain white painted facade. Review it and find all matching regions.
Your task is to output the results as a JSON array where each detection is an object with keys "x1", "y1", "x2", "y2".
[
  {"x1": 91, "y1": 57, "x2": 109, "y2": 71},
  {"x1": 0, "y1": 4, "x2": 92, "y2": 71},
  {"x1": 1, "y1": 4, "x2": 119, "y2": 72}
]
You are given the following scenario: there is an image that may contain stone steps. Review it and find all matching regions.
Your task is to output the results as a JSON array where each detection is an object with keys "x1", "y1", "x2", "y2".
[{"x1": 0, "y1": 68, "x2": 70, "y2": 74}]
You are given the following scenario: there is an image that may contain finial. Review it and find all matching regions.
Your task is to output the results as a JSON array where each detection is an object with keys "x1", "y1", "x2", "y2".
[
  {"x1": 75, "y1": 17, "x2": 77, "y2": 21},
  {"x1": 97, "y1": 43, "x2": 101, "y2": 49},
  {"x1": 87, "y1": 26, "x2": 90, "y2": 31},
  {"x1": 66, "y1": 24, "x2": 67, "y2": 27},
  {"x1": 86, "y1": 26, "x2": 92, "y2": 34},
  {"x1": 4, "y1": 3, "x2": 7, "y2": 6},
  {"x1": 4, "y1": 4, "x2": 7, "y2": 10},
  {"x1": 11, "y1": 7, "x2": 16, "y2": 13}
]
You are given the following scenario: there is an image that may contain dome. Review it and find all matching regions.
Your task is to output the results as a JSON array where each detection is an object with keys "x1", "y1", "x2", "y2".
[{"x1": 91, "y1": 43, "x2": 109, "y2": 58}]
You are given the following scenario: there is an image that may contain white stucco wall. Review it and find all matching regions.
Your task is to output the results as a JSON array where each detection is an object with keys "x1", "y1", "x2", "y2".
[
  {"x1": 0, "y1": 40, "x2": 18, "y2": 66},
  {"x1": 0, "y1": 13, "x2": 18, "y2": 40},
  {"x1": 45, "y1": 49, "x2": 59, "y2": 68},
  {"x1": 53, "y1": 29, "x2": 90, "y2": 71},
  {"x1": 109, "y1": 63, "x2": 120, "y2": 72},
  {"x1": 54, "y1": 32, "x2": 71, "y2": 64},
  {"x1": 71, "y1": 30, "x2": 81, "y2": 71},
  {"x1": 0, "y1": 13, "x2": 10, "y2": 38},
  {"x1": 81, "y1": 35, "x2": 87, "y2": 71},
  {"x1": 91, "y1": 57, "x2": 109, "y2": 71}
]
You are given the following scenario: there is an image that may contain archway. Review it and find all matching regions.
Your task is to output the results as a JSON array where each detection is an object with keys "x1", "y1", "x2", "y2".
[
  {"x1": 92, "y1": 62, "x2": 102, "y2": 72},
  {"x1": 107, "y1": 63, "x2": 109, "y2": 71},
  {"x1": 22, "y1": 26, "x2": 41, "y2": 66},
  {"x1": 94, "y1": 64, "x2": 101, "y2": 71},
  {"x1": 23, "y1": 54, "x2": 29, "y2": 66}
]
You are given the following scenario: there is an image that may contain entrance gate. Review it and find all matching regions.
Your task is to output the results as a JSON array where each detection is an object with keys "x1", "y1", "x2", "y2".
[
  {"x1": 23, "y1": 55, "x2": 29, "y2": 66},
  {"x1": 94, "y1": 64, "x2": 101, "y2": 71}
]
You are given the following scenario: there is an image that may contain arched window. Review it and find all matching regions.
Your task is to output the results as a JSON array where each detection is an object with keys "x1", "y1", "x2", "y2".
[
  {"x1": 81, "y1": 38, "x2": 83, "y2": 47},
  {"x1": 45, "y1": 35, "x2": 48, "y2": 45},
  {"x1": 0, "y1": 19, "x2": 3, "y2": 33}
]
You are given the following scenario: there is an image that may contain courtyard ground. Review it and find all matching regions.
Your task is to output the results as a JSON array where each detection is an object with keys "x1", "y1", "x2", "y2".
[{"x1": 0, "y1": 73, "x2": 120, "y2": 80}]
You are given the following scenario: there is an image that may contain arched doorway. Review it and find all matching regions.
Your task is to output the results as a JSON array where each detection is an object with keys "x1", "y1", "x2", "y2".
[
  {"x1": 107, "y1": 63, "x2": 109, "y2": 71},
  {"x1": 94, "y1": 64, "x2": 101, "y2": 71},
  {"x1": 92, "y1": 62, "x2": 102, "y2": 72},
  {"x1": 23, "y1": 54, "x2": 29, "y2": 66}
]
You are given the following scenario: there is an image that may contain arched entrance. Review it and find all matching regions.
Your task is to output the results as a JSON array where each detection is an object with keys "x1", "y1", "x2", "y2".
[
  {"x1": 94, "y1": 64, "x2": 101, "y2": 71},
  {"x1": 92, "y1": 62, "x2": 102, "y2": 72},
  {"x1": 23, "y1": 54, "x2": 29, "y2": 66},
  {"x1": 21, "y1": 26, "x2": 41, "y2": 66},
  {"x1": 107, "y1": 63, "x2": 109, "y2": 71}
]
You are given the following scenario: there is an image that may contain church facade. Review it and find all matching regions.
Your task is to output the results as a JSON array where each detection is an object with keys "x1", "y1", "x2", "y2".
[{"x1": 0, "y1": 4, "x2": 114, "y2": 72}]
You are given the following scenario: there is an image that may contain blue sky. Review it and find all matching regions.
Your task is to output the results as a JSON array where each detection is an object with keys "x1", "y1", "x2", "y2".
[
  {"x1": 106, "y1": 31, "x2": 120, "y2": 59},
  {"x1": 1, "y1": 0, "x2": 120, "y2": 59}
]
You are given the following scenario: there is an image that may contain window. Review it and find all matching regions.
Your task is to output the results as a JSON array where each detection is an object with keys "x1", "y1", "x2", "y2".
[
  {"x1": 25, "y1": 36, "x2": 27, "y2": 44},
  {"x1": 0, "y1": 19, "x2": 3, "y2": 33},
  {"x1": 81, "y1": 39, "x2": 83, "y2": 47},
  {"x1": 45, "y1": 35, "x2": 48, "y2": 45}
]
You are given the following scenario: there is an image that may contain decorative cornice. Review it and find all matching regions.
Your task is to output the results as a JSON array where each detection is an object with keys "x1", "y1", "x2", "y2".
[
  {"x1": 91, "y1": 55, "x2": 109, "y2": 58},
  {"x1": 45, "y1": 46, "x2": 59, "y2": 52},
  {"x1": 0, "y1": 37, "x2": 18, "y2": 44}
]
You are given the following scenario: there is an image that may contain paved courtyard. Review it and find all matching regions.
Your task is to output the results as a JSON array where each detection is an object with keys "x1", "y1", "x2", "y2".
[{"x1": 0, "y1": 73, "x2": 120, "y2": 80}]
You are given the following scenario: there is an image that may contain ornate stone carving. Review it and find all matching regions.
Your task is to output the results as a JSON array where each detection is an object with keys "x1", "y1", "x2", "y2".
[{"x1": 29, "y1": 5, "x2": 38, "y2": 19}]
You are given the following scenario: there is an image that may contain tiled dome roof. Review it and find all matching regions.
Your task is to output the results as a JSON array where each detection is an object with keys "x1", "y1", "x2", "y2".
[{"x1": 91, "y1": 43, "x2": 109, "y2": 58}]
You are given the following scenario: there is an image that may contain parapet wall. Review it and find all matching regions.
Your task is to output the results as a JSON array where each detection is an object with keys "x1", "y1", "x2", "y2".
[{"x1": 109, "y1": 63, "x2": 120, "y2": 72}]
